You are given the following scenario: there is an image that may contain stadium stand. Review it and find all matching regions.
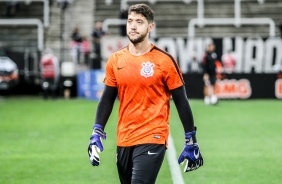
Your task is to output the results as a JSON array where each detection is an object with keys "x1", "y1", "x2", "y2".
[
  {"x1": 0, "y1": 0, "x2": 94, "y2": 95},
  {"x1": 0, "y1": 0, "x2": 47, "y2": 84},
  {"x1": 0, "y1": 0, "x2": 94, "y2": 57},
  {"x1": 1, "y1": 0, "x2": 282, "y2": 96},
  {"x1": 45, "y1": 0, "x2": 94, "y2": 61},
  {"x1": 0, "y1": 0, "x2": 46, "y2": 52},
  {"x1": 95, "y1": 0, "x2": 282, "y2": 38},
  {"x1": 1, "y1": 0, "x2": 281, "y2": 59}
]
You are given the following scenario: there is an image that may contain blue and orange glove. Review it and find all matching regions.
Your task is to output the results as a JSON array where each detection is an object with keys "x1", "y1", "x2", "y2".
[
  {"x1": 88, "y1": 124, "x2": 106, "y2": 166},
  {"x1": 178, "y1": 130, "x2": 204, "y2": 172}
]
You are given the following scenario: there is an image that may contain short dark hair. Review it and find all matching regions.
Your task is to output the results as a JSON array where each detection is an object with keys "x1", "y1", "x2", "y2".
[{"x1": 128, "y1": 4, "x2": 154, "y2": 23}]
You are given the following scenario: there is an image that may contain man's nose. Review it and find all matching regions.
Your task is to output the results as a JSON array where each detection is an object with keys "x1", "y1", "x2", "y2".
[{"x1": 130, "y1": 23, "x2": 137, "y2": 29}]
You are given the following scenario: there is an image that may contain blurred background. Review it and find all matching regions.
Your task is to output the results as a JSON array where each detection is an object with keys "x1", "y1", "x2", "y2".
[
  {"x1": 1, "y1": 1, "x2": 282, "y2": 184},
  {"x1": 0, "y1": 0, "x2": 282, "y2": 99}
]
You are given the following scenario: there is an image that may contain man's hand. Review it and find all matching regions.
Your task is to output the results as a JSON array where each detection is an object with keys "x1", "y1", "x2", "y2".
[
  {"x1": 178, "y1": 131, "x2": 204, "y2": 172},
  {"x1": 88, "y1": 124, "x2": 106, "y2": 166}
]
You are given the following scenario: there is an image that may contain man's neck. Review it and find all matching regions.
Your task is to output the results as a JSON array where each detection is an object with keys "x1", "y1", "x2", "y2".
[{"x1": 128, "y1": 40, "x2": 152, "y2": 56}]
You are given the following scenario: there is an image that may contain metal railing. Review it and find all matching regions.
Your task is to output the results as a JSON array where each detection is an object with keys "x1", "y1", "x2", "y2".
[
  {"x1": 0, "y1": 19, "x2": 44, "y2": 51},
  {"x1": 120, "y1": 0, "x2": 192, "y2": 10},
  {"x1": 188, "y1": 0, "x2": 276, "y2": 38},
  {"x1": 0, "y1": 0, "x2": 50, "y2": 27}
]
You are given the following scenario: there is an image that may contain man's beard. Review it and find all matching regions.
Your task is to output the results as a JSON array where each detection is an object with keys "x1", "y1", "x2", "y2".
[{"x1": 127, "y1": 32, "x2": 147, "y2": 44}]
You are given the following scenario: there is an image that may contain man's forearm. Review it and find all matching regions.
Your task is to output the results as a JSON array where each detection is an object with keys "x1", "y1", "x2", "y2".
[
  {"x1": 94, "y1": 85, "x2": 118, "y2": 128},
  {"x1": 171, "y1": 86, "x2": 195, "y2": 132}
]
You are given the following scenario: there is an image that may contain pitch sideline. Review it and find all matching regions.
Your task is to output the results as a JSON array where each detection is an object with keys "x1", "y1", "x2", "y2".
[{"x1": 167, "y1": 135, "x2": 185, "y2": 184}]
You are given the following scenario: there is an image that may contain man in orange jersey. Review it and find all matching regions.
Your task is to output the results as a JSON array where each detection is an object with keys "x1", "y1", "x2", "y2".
[{"x1": 88, "y1": 4, "x2": 203, "y2": 183}]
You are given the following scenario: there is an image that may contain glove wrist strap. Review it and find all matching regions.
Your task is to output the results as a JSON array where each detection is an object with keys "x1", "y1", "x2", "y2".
[
  {"x1": 93, "y1": 124, "x2": 107, "y2": 140},
  {"x1": 93, "y1": 124, "x2": 104, "y2": 130},
  {"x1": 185, "y1": 131, "x2": 196, "y2": 145}
]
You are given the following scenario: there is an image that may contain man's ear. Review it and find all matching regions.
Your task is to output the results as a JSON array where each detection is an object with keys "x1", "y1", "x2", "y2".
[{"x1": 148, "y1": 22, "x2": 155, "y2": 33}]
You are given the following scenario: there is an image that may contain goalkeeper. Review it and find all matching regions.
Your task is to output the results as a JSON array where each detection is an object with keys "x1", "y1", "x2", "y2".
[{"x1": 88, "y1": 3, "x2": 203, "y2": 184}]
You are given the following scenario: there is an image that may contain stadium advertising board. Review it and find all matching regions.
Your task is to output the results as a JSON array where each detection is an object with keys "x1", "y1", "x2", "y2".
[
  {"x1": 101, "y1": 36, "x2": 282, "y2": 99},
  {"x1": 77, "y1": 70, "x2": 105, "y2": 100},
  {"x1": 276, "y1": 78, "x2": 282, "y2": 98}
]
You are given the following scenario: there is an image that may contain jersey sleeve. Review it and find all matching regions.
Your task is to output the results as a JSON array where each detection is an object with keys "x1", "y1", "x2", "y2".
[
  {"x1": 163, "y1": 55, "x2": 184, "y2": 90},
  {"x1": 104, "y1": 54, "x2": 117, "y2": 87}
]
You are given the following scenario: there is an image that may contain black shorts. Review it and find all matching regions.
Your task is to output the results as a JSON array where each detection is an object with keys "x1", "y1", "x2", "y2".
[
  {"x1": 203, "y1": 73, "x2": 216, "y2": 85},
  {"x1": 209, "y1": 75, "x2": 216, "y2": 85},
  {"x1": 116, "y1": 144, "x2": 166, "y2": 184}
]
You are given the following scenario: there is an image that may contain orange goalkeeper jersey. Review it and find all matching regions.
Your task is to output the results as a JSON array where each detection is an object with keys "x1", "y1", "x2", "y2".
[{"x1": 104, "y1": 44, "x2": 184, "y2": 147}]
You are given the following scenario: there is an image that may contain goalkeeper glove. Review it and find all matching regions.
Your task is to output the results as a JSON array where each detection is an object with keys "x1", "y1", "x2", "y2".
[
  {"x1": 88, "y1": 124, "x2": 106, "y2": 166},
  {"x1": 178, "y1": 130, "x2": 204, "y2": 172}
]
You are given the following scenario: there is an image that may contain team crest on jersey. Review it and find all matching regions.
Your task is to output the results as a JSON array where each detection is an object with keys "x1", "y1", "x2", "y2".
[{"x1": 140, "y1": 61, "x2": 155, "y2": 78}]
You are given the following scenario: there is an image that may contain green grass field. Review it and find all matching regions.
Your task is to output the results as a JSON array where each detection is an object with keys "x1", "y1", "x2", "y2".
[{"x1": 0, "y1": 97, "x2": 281, "y2": 184}]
